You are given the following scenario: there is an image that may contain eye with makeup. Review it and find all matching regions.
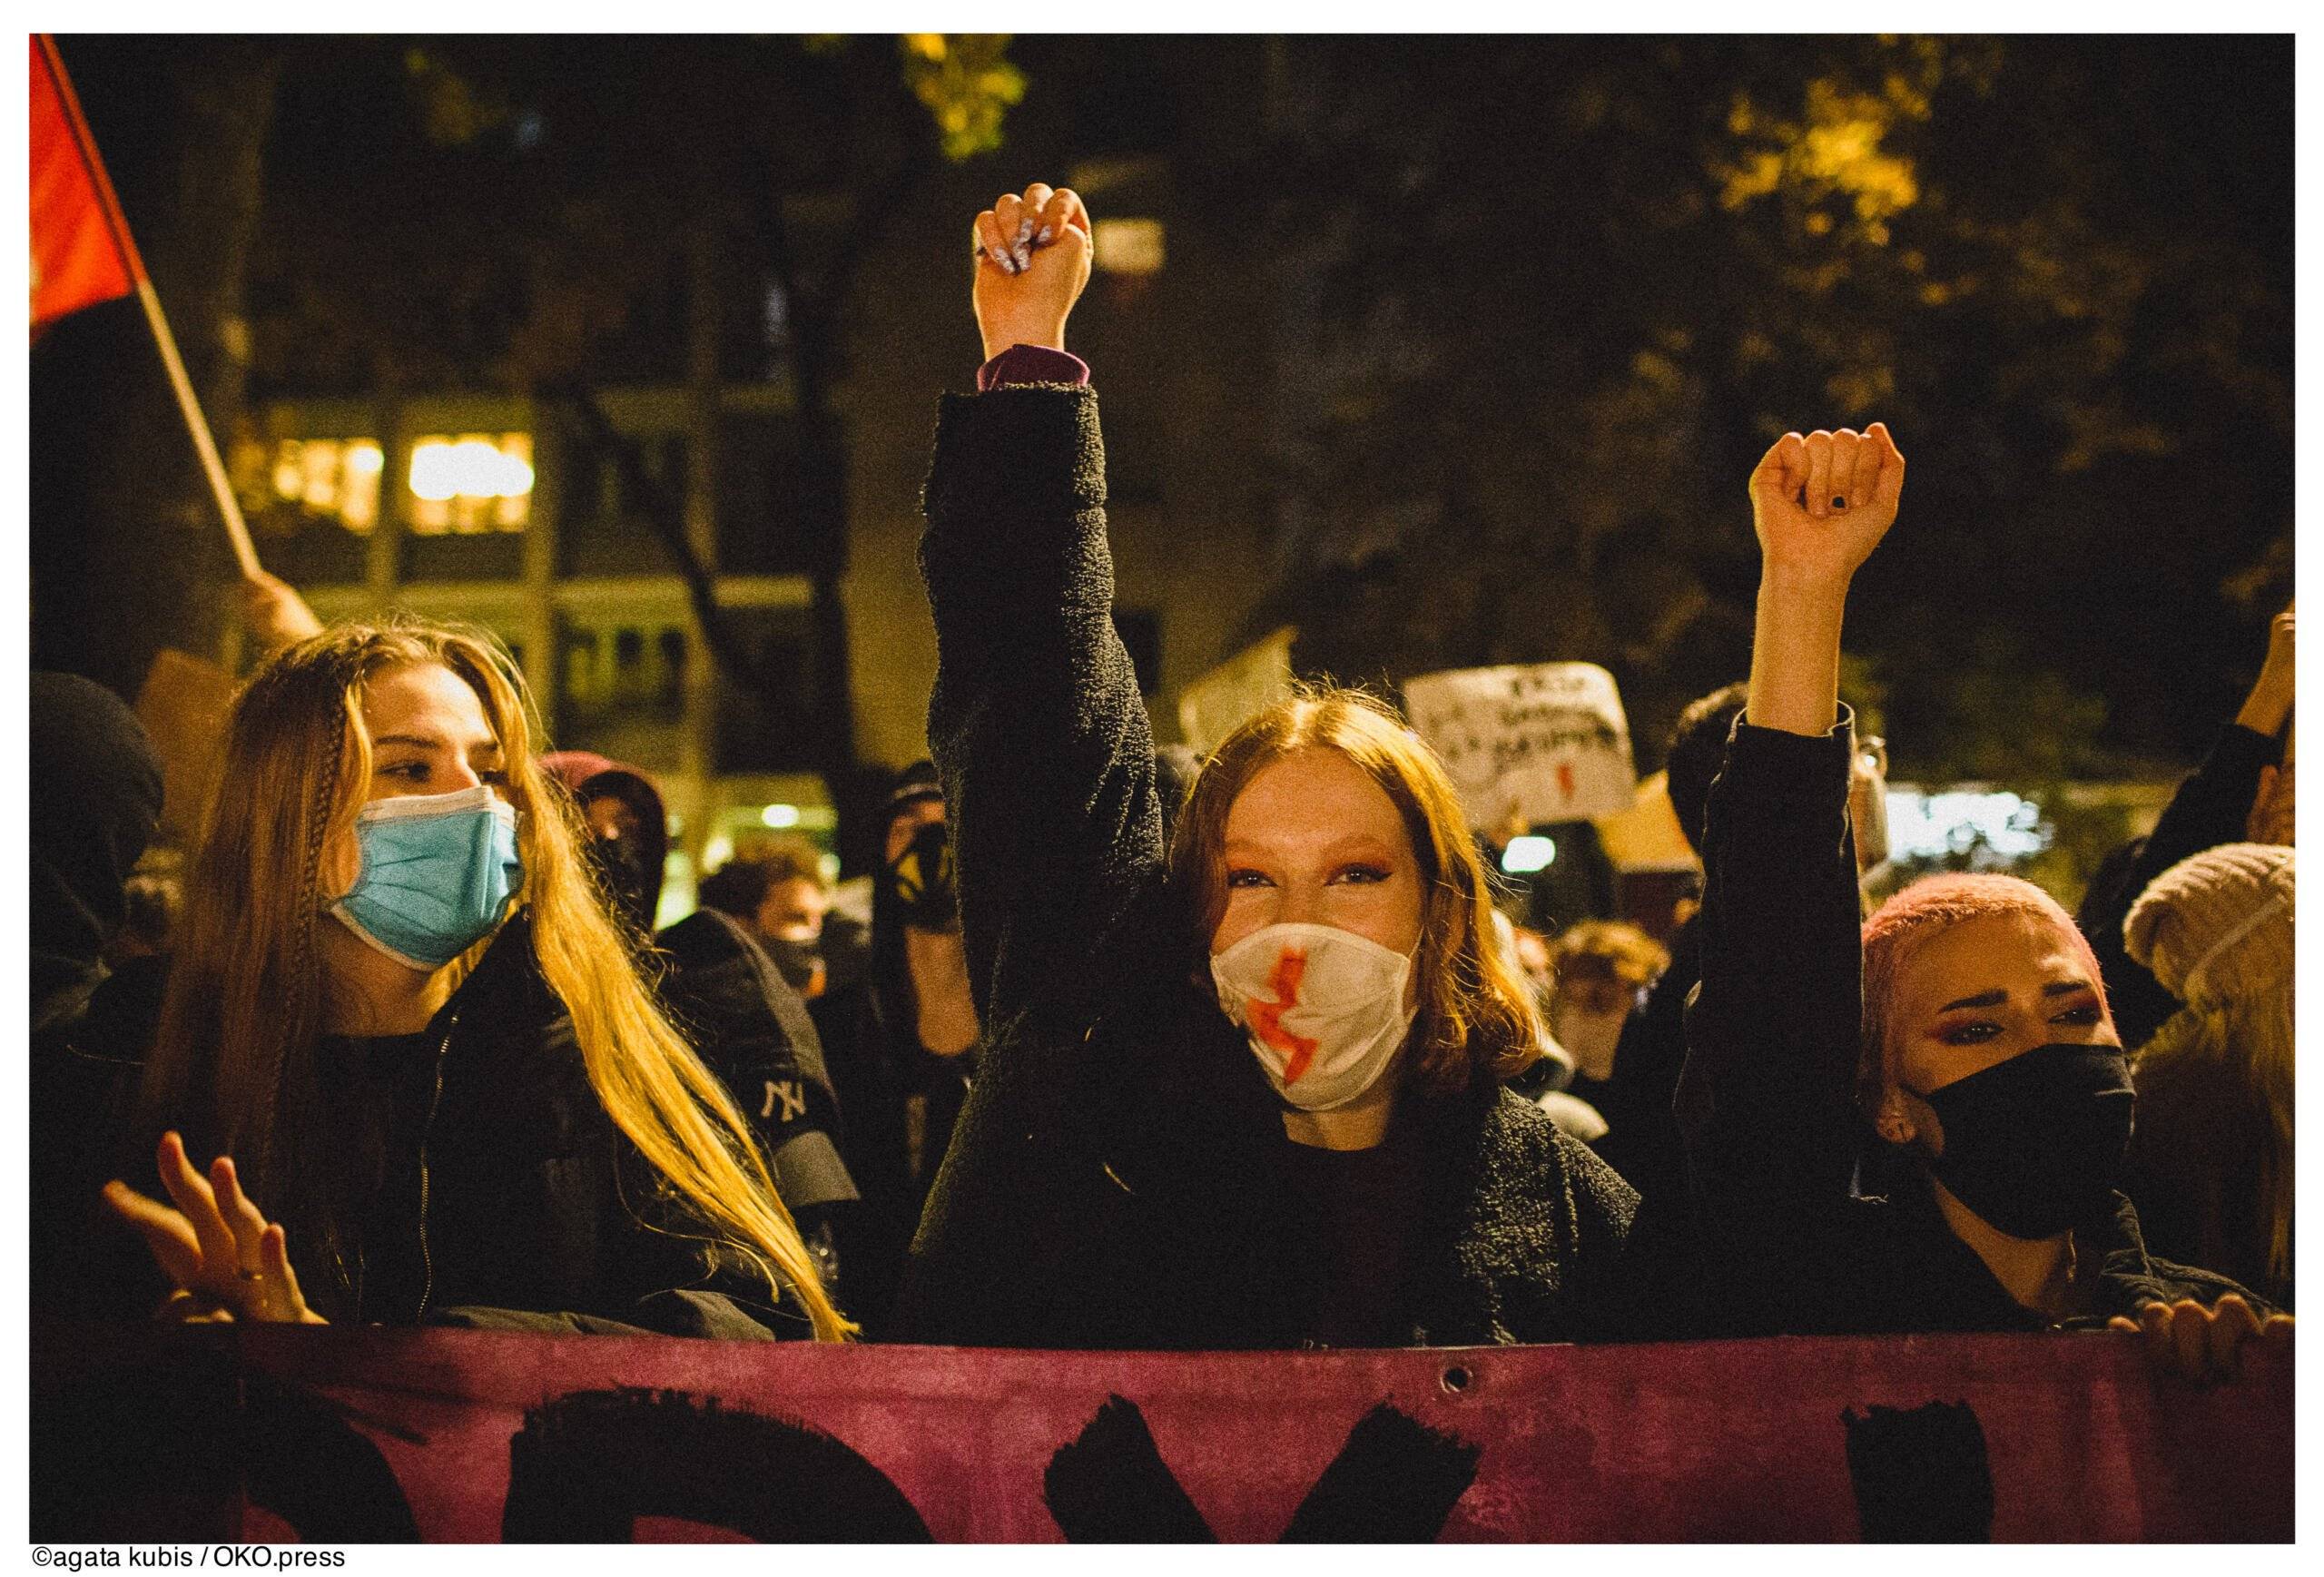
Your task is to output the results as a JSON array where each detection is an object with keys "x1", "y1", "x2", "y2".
[
  {"x1": 1330, "y1": 862, "x2": 1392, "y2": 885},
  {"x1": 1225, "y1": 867, "x2": 1273, "y2": 890},
  {"x1": 1934, "y1": 995, "x2": 2103, "y2": 1046}
]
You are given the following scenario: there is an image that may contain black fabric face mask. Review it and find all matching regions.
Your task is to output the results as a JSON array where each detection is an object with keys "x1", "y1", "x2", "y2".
[
  {"x1": 1915, "y1": 1042, "x2": 2135, "y2": 1240},
  {"x1": 886, "y1": 820, "x2": 959, "y2": 932},
  {"x1": 763, "y1": 936, "x2": 823, "y2": 995}
]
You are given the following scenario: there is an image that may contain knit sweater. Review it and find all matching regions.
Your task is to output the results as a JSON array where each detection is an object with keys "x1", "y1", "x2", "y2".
[{"x1": 897, "y1": 382, "x2": 1640, "y2": 1349}]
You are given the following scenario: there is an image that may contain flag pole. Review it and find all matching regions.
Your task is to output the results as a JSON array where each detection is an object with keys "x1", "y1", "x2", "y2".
[{"x1": 35, "y1": 34, "x2": 261, "y2": 578}]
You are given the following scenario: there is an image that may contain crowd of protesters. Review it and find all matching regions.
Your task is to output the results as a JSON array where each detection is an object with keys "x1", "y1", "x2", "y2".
[{"x1": 27, "y1": 182, "x2": 2291, "y2": 1385}]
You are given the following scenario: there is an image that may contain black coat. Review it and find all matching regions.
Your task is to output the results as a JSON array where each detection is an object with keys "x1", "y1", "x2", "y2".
[
  {"x1": 1678, "y1": 715, "x2": 2269, "y2": 1337},
  {"x1": 103, "y1": 912, "x2": 803, "y2": 1339},
  {"x1": 897, "y1": 383, "x2": 1640, "y2": 1350}
]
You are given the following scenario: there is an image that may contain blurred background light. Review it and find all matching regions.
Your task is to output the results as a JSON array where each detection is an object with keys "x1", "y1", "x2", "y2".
[{"x1": 1502, "y1": 834, "x2": 1557, "y2": 873}]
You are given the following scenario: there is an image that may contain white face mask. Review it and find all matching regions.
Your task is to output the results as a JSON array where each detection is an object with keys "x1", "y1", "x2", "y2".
[{"x1": 1209, "y1": 922, "x2": 1417, "y2": 1111}]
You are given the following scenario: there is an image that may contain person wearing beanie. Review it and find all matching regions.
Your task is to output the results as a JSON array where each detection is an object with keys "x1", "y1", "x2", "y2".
[
  {"x1": 2121, "y1": 843, "x2": 2295, "y2": 1308},
  {"x1": 1679, "y1": 420, "x2": 2284, "y2": 1381}
]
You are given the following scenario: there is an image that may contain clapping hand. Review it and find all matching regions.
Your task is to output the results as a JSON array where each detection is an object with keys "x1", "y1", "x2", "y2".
[{"x1": 103, "y1": 1131, "x2": 325, "y2": 1325}]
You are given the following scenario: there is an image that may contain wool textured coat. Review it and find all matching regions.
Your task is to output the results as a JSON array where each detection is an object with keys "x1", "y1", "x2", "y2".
[{"x1": 895, "y1": 383, "x2": 1640, "y2": 1350}]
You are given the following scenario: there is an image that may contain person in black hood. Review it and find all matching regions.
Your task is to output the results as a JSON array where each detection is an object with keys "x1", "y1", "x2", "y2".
[
  {"x1": 1679, "y1": 420, "x2": 2287, "y2": 1382},
  {"x1": 538, "y1": 752, "x2": 858, "y2": 1301},
  {"x1": 30, "y1": 673, "x2": 165, "y2": 1316},
  {"x1": 807, "y1": 762, "x2": 980, "y2": 1336},
  {"x1": 31, "y1": 673, "x2": 162, "y2": 1034}
]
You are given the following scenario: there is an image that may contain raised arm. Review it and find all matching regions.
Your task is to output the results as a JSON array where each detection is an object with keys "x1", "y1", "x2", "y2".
[
  {"x1": 1681, "y1": 427, "x2": 1905, "y2": 1224},
  {"x1": 920, "y1": 184, "x2": 1164, "y2": 1028},
  {"x1": 2075, "y1": 603, "x2": 2291, "y2": 1047}
]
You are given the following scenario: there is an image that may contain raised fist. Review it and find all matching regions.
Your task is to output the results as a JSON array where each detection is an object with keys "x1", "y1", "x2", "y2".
[
  {"x1": 1749, "y1": 423, "x2": 1905, "y2": 587},
  {"x1": 970, "y1": 182, "x2": 1092, "y2": 362}
]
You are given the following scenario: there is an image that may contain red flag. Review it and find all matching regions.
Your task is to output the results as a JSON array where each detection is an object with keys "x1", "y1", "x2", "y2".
[{"x1": 30, "y1": 34, "x2": 143, "y2": 327}]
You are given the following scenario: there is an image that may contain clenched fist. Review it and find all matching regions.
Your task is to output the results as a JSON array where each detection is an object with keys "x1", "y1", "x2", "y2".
[
  {"x1": 1750, "y1": 424, "x2": 1906, "y2": 589},
  {"x1": 970, "y1": 182, "x2": 1092, "y2": 362}
]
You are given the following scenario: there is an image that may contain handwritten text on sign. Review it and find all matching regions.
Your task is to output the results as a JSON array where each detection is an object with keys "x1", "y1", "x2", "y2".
[{"x1": 1403, "y1": 664, "x2": 1638, "y2": 827}]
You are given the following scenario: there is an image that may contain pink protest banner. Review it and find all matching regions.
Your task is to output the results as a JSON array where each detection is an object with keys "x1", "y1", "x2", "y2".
[{"x1": 29, "y1": 1322, "x2": 2291, "y2": 1543}]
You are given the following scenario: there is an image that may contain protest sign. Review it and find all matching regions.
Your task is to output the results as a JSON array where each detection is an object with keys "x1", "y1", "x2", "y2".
[
  {"x1": 133, "y1": 648, "x2": 239, "y2": 838},
  {"x1": 1403, "y1": 663, "x2": 1638, "y2": 828},
  {"x1": 1177, "y1": 626, "x2": 1296, "y2": 754}
]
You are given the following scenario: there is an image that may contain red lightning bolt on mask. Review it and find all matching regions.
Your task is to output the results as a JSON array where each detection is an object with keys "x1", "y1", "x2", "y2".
[
  {"x1": 1245, "y1": 946, "x2": 1322, "y2": 1086},
  {"x1": 1211, "y1": 922, "x2": 1418, "y2": 1111}
]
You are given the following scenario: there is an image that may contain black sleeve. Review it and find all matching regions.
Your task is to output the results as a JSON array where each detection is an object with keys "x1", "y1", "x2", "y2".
[
  {"x1": 2075, "y1": 724, "x2": 2280, "y2": 1049},
  {"x1": 1676, "y1": 712, "x2": 1863, "y2": 1331},
  {"x1": 654, "y1": 911, "x2": 856, "y2": 1211},
  {"x1": 918, "y1": 384, "x2": 1165, "y2": 1030}
]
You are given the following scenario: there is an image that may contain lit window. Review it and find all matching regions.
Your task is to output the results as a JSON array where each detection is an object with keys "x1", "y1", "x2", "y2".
[
  {"x1": 267, "y1": 438, "x2": 384, "y2": 534},
  {"x1": 408, "y1": 432, "x2": 534, "y2": 535},
  {"x1": 1093, "y1": 217, "x2": 1166, "y2": 277}
]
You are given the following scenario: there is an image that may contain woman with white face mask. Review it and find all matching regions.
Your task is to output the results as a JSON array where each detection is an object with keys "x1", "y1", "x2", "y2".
[{"x1": 897, "y1": 185, "x2": 1641, "y2": 1350}]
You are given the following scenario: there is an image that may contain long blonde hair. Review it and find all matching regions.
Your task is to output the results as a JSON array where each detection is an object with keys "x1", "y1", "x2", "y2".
[
  {"x1": 142, "y1": 621, "x2": 854, "y2": 1339},
  {"x1": 1168, "y1": 685, "x2": 1546, "y2": 1097}
]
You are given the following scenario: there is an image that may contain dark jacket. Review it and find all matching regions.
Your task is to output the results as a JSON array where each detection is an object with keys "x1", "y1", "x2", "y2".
[
  {"x1": 1678, "y1": 715, "x2": 2268, "y2": 1338},
  {"x1": 108, "y1": 911, "x2": 801, "y2": 1339},
  {"x1": 30, "y1": 673, "x2": 164, "y2": 1319},
  {"x1": 897, "y1": 383, "x2": 1640, "y2": 1350},
  {"x1": 2074, "y1": 724, "x2": 2280, "y2": 1051},
  {"x1": 1591, "y1": 912, "x2": 1699, "y2": 1207},
  {"x1": 655, "y1": 907, "x2": 856, "y2": 1298}
]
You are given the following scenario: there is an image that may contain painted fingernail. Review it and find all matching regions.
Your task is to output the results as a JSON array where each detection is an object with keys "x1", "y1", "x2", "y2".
[
  {"x1": 1017, "y1": 219, "x2": 1034, "y2": 245},
  {"x1": 1013, "y1": 245, "x2": 1031, "y2": 271},
  {"x1": 1037, "y1": 226, "x2": 1053, "y2": 244}
]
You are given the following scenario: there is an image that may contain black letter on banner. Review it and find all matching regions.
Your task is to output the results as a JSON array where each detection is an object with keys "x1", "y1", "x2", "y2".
[
  {"x1": 1044, "y1": 1396, "x2": 1479, "y2": 1543},
  {"x1": 1044, "y1": 1395, "x2": 1217, "y2": 1543},
  {"x1": 1844, "y1": 1400, "x2": 1995, "y2": 1543},
  {"x1": 501, "y1": 1388, "x2": 931, "y2": 1542},
  {"x1": 1278, "y1": 1402, "x2": 1482, "y2": 1543},
  {"x1": 31, "y1": 1355, "x2": 419, "y2": 1543}
]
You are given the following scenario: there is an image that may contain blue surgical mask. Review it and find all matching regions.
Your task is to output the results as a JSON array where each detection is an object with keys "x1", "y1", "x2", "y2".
[{"x1": 330, "y1": 785, "x2": 522, "y2": 970}]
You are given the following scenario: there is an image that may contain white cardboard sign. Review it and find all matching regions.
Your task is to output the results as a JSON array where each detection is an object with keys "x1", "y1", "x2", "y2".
[{"x1": 1402, "y1": 662, "x2": 1639, "y2": 828}]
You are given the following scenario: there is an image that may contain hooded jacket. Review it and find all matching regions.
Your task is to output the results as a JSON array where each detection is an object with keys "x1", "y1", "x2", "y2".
[
  {"x1": 897, "y1": 383, "x2": 1640, "y2": 1350},
  {"x1": 30, "y1": 673, "x2": 165, "y2": 1318},
  {"x1": 537, "y1": 751, "x2": 858, "y2": 1286}
]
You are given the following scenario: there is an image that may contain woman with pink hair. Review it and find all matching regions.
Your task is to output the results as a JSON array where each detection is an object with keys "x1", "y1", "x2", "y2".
[{"x1": 1678, "y1": 422, "x2": 2286, "y2": 1380}]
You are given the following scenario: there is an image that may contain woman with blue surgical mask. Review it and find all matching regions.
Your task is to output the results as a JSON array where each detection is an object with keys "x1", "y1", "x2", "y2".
[
  {"x1": 895, "y1": 185, "x2": 1640, "y2": 1349},
  {"x1": 103, "y1": 623, "x2": 852, "y2": 1340}
]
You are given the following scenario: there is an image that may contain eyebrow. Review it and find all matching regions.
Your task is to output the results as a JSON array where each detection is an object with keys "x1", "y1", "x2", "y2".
[
  {"x1": 1935, "y1": 980, "x2": 2096, "y2": 1013},
  {"x1": 372, "y1": 733, "x2": 502, "y2": 754}
]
